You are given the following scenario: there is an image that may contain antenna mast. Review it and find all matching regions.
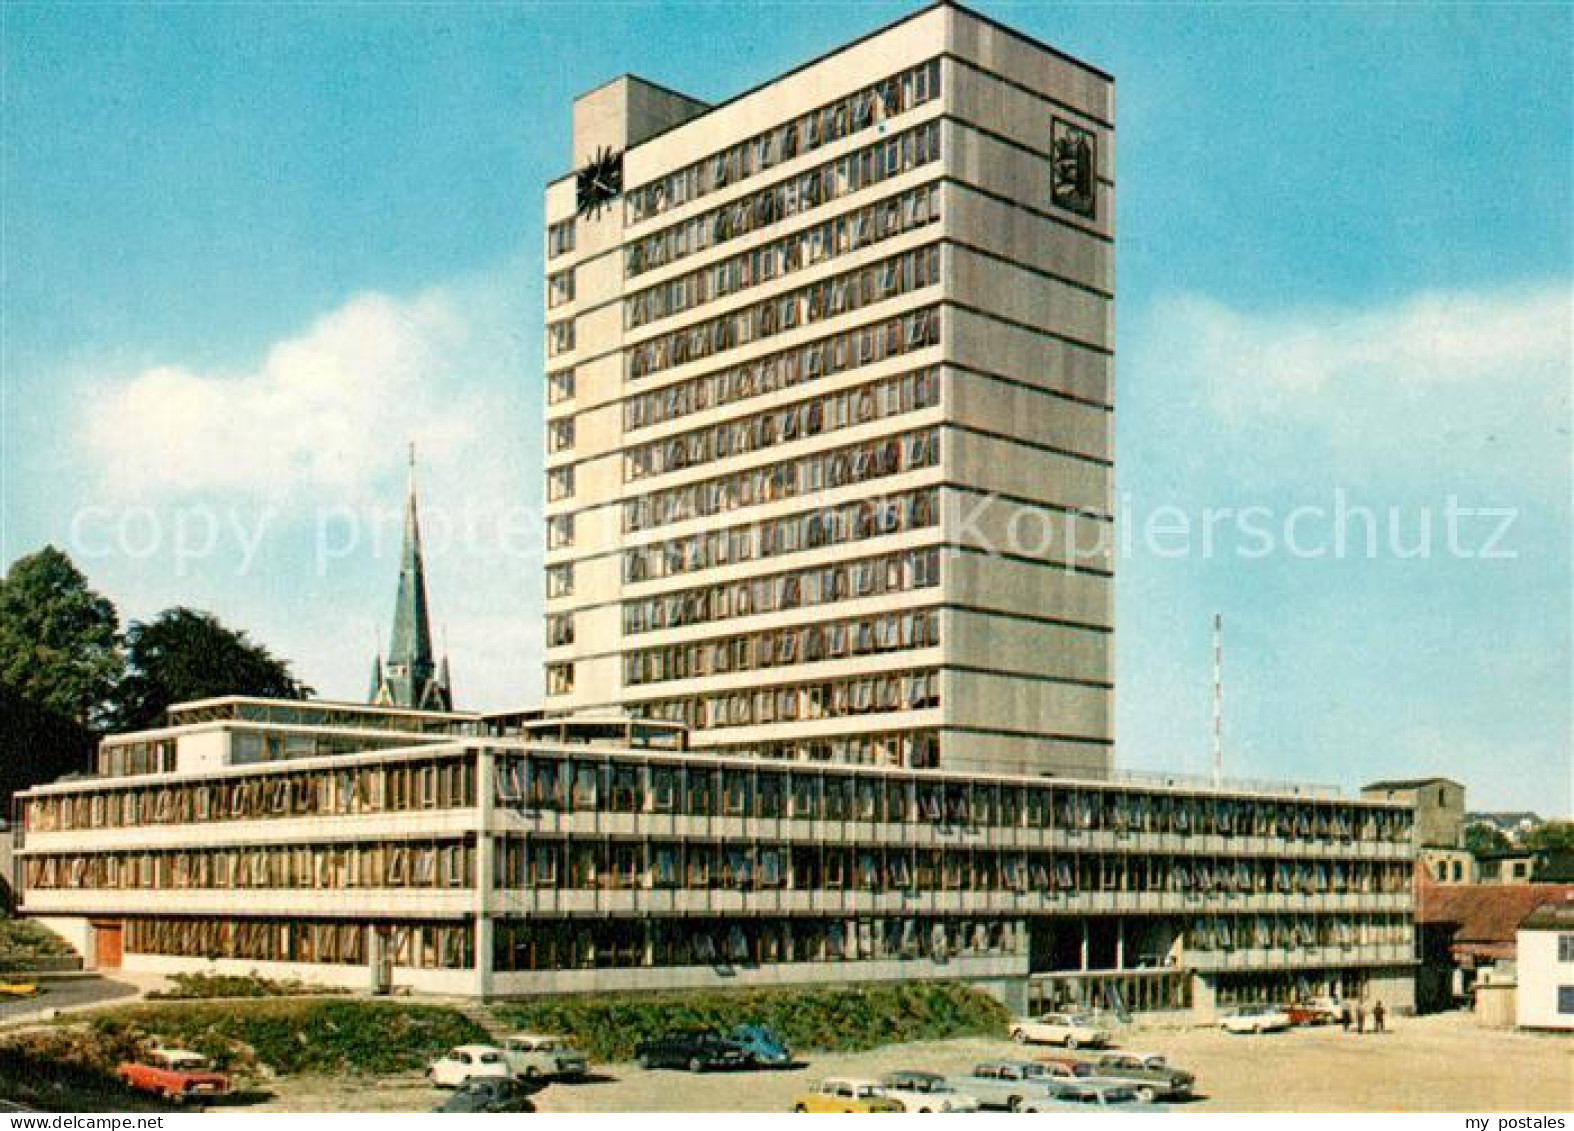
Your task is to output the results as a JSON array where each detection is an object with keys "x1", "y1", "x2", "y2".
[{"x1": 1212, "y1": 612, "x2": 1224, "y2": 787}]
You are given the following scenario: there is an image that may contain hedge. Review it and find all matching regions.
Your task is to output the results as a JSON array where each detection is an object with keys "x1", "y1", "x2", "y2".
[
  {"x1": 0, "y1": 1031, "x2": 173, "y2": 1112},
  {"x1": 146, "y1": 971, "x2": 349, "y2": 1000},
  {"x1": 0, "y1": 917, "x2": 77, "y2": 973},
  {"x1": 84, "y1": 999, "x2": 487, "y2": 1077},
  {"x1": 495, "y1": 980, "x2": 1009, "y2": 1062}
]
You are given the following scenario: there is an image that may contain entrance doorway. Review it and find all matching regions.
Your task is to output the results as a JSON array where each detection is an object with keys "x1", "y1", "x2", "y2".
[{"x1": 92, "y1": 921, "x2": 123, "y2": 970}]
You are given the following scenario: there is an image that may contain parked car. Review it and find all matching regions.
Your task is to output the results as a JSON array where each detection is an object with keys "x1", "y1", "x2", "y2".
[
  {"x1": 116, "y1": 1049, "x2": 232, "y2": 1104},
  {"x1": 792, "y1": 1077, "x2": 904, "y2": 1113},
  {"x1": 634, "y1": 1028, "x2": 751, "y2": 1072},
  {"x1": 1021, "y1": 1081, "x2": 1164, "y2": 1112},
  {"x1": 946, "y1": 1062, "x2": 1057, "y2": 1111},
  {"x1": 1009, "y1": 1011, "x2": 1114, "y2": 1048},
  {"x1": 876, "y1": 1071, "x2": 981, "y2": 1113},
  {"x1": 729, "y1": 1024, "x2": 792, "y2": 1067},
  {"x1": 1072, "y1": 1052, "x2": 1194, "y2": 1102},
  {"x1": 427, "y1": 1045, "x2": 513, "y2": 1088},
  {"x1": 0, "y1": 981, "x2": 38, "y2": 998},
  {"x1": 433, "y1": 1077, "x2": 538, "y2": 1113},
  {"x1": 1287, "y1": 997, "x2": 1343, "y2": 1026},
  {"x1": 500, "y1": 1032, "x2": 589, "y2": 1080},
  {"x1": 1220, "y1": 1004, "x2": 1293, "y2": 1034}
]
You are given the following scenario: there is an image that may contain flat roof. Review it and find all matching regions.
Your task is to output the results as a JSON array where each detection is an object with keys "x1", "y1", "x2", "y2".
[
  {"x1": 550, "y1": 0, "x2": 1112, "y2": 188},
  {"x1": 165, "y1": 695, "x2": 479, "y2": 722},
  {"x1": 1362, "y1": 777, "x2": 1464, "y2": 791},
  {"x1": 20, "y1": 732, "x2": 1412, "y2": 810}
]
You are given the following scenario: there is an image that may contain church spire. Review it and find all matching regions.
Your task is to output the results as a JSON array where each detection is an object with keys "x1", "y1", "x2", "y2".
[{"x1": 371, "y1": 445, "x2": 453, "y2": 711}]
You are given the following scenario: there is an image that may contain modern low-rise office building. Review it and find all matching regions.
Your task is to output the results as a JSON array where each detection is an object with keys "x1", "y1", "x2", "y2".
[{"x1": 16, "y1": 698, "x2": 1416, "y2": 1014}]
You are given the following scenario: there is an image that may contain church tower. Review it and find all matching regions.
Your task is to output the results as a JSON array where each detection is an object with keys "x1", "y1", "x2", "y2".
[{"x1": 370, "y1": 447, "x2": 454, "y2": 711}]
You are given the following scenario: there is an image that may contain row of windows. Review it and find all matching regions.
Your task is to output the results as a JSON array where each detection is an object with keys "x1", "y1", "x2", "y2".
[
  {"x1": 636, "y1": 668, "x2": 941, "y2": 733},
  {"x1": 625, "y1": 182, "x2": 940, "y2": 331},
  {"x1": 547, "y1": 219, "x2": 575, "y2": 259},
  {"x1": 495, "y1": 913, "x2": 1016, "y2": 975},
  {"x1": 27, "y1": 840, "x2": 1408, "y2": 900},
  {"x1": 624, "y1": 607, "x2": 939, "y2": 687},
  {"x1": 623, "y1": 488, "x2": 938, "y2": 585},
  {"x1": 546, "y1": 319, "x2": 574, "y2": 358},
  {"x1": 495, "y1": 838, "x2": 1410, "y2": 897},
  {"x1": 494, "y1": 750, "x2": 1412, "y2": 843},
  {"x1": 97, "y1": 739, "x2": 175, "y2": 778},
  {"x1": 547, "y1": 369, "x2": 575, "y2": 405},
  {"x1": 623, "y1": 59, "x2": 941, "y2": 226},
  {"x1": 626, "y1": 245, "x2": 940, "y2": 381},
  {"x1": 624, "y1": 307, "x2": 938, "y2": 434},
  {"x1": 126, "y1": 917, "x2": 474, "y2": 970},
  {"x1": 624, "y1": 366, "x2": 939, "y2": 483},
  {"x1": 623, "y1": 547, "x2": 940, "y2": 637},
  {"x1": 23, "y1": 758, "x2": 476, "y2": 832},
  {"x1": 1189, "y1": 915, "x2": 1410, "y2": 951},
  {"x1": 623, "y1": 427, "x2": 939, "y2": 534},
  {"x1": 626, "y1": 121, "x2": 942, "y2": 279},
  {"x1": 25, "y1": 840, "x2": 475, "y2": 892},
  {"x1": 547, "y1": 269, "x2": 574, "y2": 309},
  {"x1": 718, "y1": 730, "x2": 939, "y2": 770}
]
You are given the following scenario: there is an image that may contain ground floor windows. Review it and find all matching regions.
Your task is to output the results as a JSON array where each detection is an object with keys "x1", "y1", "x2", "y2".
[
  {"x1": 122, "y1": 916, "x2": 474, "y2": 970},
  {"x1": 1030, "y1": 970, "x2": 1192, "y2": 1015},
  {"x1": 1214, "y1": 969, "x2": 1370, "y2": 1008}
]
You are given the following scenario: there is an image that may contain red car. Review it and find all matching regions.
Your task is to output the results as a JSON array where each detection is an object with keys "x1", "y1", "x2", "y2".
[
  {"x1": 1286, "y1": 999, "x2": 1343, "y2": 1027},
  {"x1": 117, "y1": 1048, "x2": 232, "y2": 1104}
]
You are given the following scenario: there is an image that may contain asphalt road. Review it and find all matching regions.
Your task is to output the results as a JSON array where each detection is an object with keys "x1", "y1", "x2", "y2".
[{"x1": 0, "y1": 976, "x2": 138, "y2": 1023}]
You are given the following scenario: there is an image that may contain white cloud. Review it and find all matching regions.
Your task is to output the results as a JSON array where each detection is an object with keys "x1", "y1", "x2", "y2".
[
  {"x1": 72, "y1": 275, "x2": 546, "y2": 712},
  {"x1": 82, "y1": 286, "x2": 518, "y2": 505},
  {"x1": 1139, "y1": 281, "x2": 1573, "y2": 496},
  {"x1": 1163, "y1": 282, "x2": 1570, "y2": 411}
]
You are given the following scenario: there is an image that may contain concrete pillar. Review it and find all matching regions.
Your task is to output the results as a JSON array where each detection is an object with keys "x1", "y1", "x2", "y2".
[
  {"x1": 1116, "y1": 919, "x2": 1125, "y2": 970},
  {"x1": 1190, "y1": 973, "x2": 1217, "y2": 1022},
  {"x1": 1080, "y1": 921, "x2": 1090, "y2": 971},
  {"x1": 475, "y1": 745, "x2": 496, "y2": 999}
]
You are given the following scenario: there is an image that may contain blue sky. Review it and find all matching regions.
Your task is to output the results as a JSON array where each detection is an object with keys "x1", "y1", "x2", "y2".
[{"x1": 3, "y1": 1, "x2": 1569, "y2": 812}]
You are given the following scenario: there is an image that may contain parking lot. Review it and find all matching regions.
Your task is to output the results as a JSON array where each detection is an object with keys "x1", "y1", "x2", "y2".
[{"x1": 254, "y1": 1011, "x2": 1572, "y2": 1113}]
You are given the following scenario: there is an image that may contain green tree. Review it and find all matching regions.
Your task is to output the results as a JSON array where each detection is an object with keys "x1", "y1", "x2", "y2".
[
  {"x1": 108, "y1": 607, "x2": 311, "y2": 731},
  {"x1": 1524, "y1": 820, "x2": 1574, "y2": 854},
  {"x1": 0, "y1": 546, "x2": 123, "y2": 728},
  {"x1": 1464, "y1": 823, "x2": 1512, "y2": 856}
]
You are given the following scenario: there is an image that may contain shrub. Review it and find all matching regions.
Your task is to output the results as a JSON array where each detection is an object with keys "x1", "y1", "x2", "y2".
[
  {"x1": 495, "y1": 981, "x2": 1009, "y2": 1062},
  {"x1": 83, "y1": 999, "x2": 487, "y2": 1077},
  {"x1": 146, "y1": 971, "x2": 348, "y2": 1000},
  {"x1": 0, "y1": 918, "x2": 77, "y2": 972}
]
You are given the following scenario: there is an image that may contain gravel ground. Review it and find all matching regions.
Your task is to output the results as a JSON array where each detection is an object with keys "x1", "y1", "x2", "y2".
[{"x1": 253, "y1": 1011, "x2": 1572, "y2": 1114}]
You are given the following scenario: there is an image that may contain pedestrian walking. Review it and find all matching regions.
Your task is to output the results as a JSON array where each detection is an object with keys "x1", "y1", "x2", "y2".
[
  {"x1": 1373, "y1": 1001, "x2": 1386, "y2": 1033},
  {"x1": 1354, "y1": 1002, "x2": 1366, "y2": 1034},
  {"x1": 1339, "y1": 1003, "x2": 1351, "y2": 1032}
]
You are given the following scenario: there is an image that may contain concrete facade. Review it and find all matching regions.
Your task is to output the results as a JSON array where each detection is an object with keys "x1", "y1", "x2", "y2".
[
  {"x1": 17, "y1": 698, "x2": 1417, "y2": 1017},
  {"x1": 1362, "y1": 778, "x2": 1466, "y2": 850},
  {"x1": 542, "y1": 2, "x2": 1115, "y2": 779}
]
